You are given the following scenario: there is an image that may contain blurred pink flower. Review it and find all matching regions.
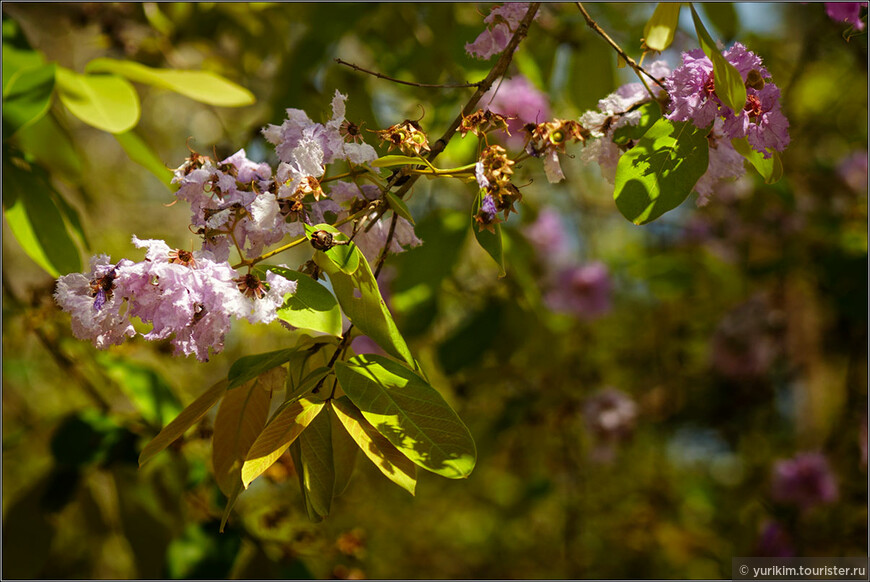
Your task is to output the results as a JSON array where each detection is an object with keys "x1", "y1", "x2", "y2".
[
  {"x1": 771, "y1": 452, "x2": 839, "y2": 509},
  {"x1": 481, "y1": 75, "x2": 550, "y2": 143},
  {"x1": 825, "y1": 2, "x2": 866, "y2": 30},
  {"x1": 545, "y1": 262, "x2": 612, "y2": 319},
  {"x1": 837, "y1": 150, "x2": 868, "y2": 193},
  {"x1": 755, "y1": 520, "x2": 796, "y2": 557}
]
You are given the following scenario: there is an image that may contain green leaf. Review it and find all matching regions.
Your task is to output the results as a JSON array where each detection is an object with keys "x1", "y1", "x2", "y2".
[
  {"x1": 613, "y1": 118, "x2": 709, "y2": 225},
  {"x1": 472, "y1": 191, "x2": 506, "y2": 278},
  {"x1": 296, "y1": 404, "x2": 334, "y2": 516},
  {"x1": 84, "y1": 57, "x2": 255, "y2": 107},
  {"x1": 3, "y1": 156, "x2": 81, "y2": 276},
  {"x1": 268, "y1": 267, "x2": 343, "y2": 337},
  {"x1": 313, "y1": 246, "x2": 415, "y2": 367},
  {"x1": 304, "y1": 223, "x2": 360, "y2": 274},
  {"x1": 611, "y1": 101, "x2": 662, "y2": 146},
  {"x1": 289, "y1": 440, "x2": 322, "y2": 523},
  {"x1": 643, "y1": 3, "x2": 681, "y2": 52},
  {"x1": 331, "y1": 397, "x2": 416, "y2": 495},
  {"x1": 212, "y1": 368, "x2": 281, "y2": 495},
  {"x1": 386, "y1": 192, "x2": 415, "y2": 225},
  {"x1": 370, "y1": 155, "x2": 421, "y2": 168},
  {"x1": 690, "y1": 4, "x2": 746, "y2": 114},
  {"x1": 241, "y1": 398, "x2": 325, "y2": 488},
  {"x1": 114, "y1": 130, "x2": 173, "y2": 188},
  {"x1": 219, "y1": 480, "x2": 243, "y2": 533},
  {"x1": 2, "y1": 43, "x2": 45, "y2": 92},
  {"x1": 227, "y1": 347, "x2": 298, "y2": 389},
  {"x1": 730, "y1": 137, "x2": 783, "y2": 184},
  {"x1": 330, "y1": 406, "x2": 358, "y2": 498},
  {"x1": 55, "y1": 67, "x2": 140, "y2": 134},
  {"x1": 2, "y1": 62, "x2": 55, "y2": 140},
  {"x1": 334, "y1": 354, "x2": 476, "y2": 479},
  {"x1": 138, "y1": 380, "x2": 228, "y2": 466}
]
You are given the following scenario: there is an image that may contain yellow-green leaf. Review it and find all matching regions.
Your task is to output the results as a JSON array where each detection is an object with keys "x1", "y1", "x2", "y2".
[
  {"x1": 55, "y1": 67, "x2": 140, "y2": 134},
  {"x1": 730, "y1": 137, "x2": 783, "y2": 184},
  {"x1": 84, "y1": 57, "x2": 255, "y2": 107},
  {"x1": 334, "y1": 355, "x2": 476, "y2": 479},
  {"x1": 331, "y1": 397, "x2": 416, "y2": 495},
  {"x1": 644, "y1": 3, "x2": 681, "y2": 52},
  {"x1": 313, "y1": 242, "x2": 415, "y2": 367},
  {"x1": 138, "y1": 380, "x2": 228, "y2": 466},
  {"x1": 241, "y1": 398, "x2": 325, "y2": 488},
  {"x1": 689, "y1": 5, "x2": 746, "y2": 114}
]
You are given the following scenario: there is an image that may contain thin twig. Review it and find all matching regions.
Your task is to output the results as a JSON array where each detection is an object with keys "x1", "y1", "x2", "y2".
[
  {"x1": 335, "y1": 58, "x2": 482, "y2": 89},
  {"x1": 575, "y1": 2, "x2": 667, "y2": 93}
]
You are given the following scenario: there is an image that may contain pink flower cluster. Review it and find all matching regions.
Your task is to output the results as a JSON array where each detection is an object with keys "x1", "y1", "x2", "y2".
[
  {"x1": 55, "y1": 90, "x2": 422, "y2": 361},
  {"x1": 665, "y1": 43, "x2": 790, "y2": 158},
  {"x1": 55, "y1": 238, "x2": 296, "y2": 362},
  {"x1": 579, "y1": 59, "x2": 747, "y2": 203}
]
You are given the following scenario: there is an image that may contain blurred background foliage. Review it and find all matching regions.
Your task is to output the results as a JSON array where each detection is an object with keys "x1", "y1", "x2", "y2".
[{"x1": 2, "y1": 2, "x2": 867, "y2": 579}]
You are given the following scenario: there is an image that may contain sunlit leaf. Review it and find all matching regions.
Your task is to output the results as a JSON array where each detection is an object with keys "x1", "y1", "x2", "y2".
[
  {"x1": 370, "y1": 155, "x2": 422, "y2": 168},
  {"x1": 138, "y1": 380, "x2": 228, "y2": 466},
  {"x1": 55, "y1": 67, "x2": 140, "y2": 134},
  {"x1": 643, "y1": 3, "x2": 681, "y2": 52},
  {"x1": 314, "y1": 243, "x2": 415, "y2": 367},
  {"x1": 731, "y1": 137, "x2": 783, "y2": 184},
  {"x1": 269, "y1": 266, "x2": 343, "y2": 337},
  {"x1": 85, "y1": 57, "x2": 255, "y2": 107},
  {"x1": 331, "y1": 397, "x2": 416, "y2": 494},
  {"x1": 614, "y1": 118, "x2": 709, "y2": 225},
  {"x1": 690, "y1": 4, "x2": 746, "y2": 114},
  {"x1": 241, "y1": 398, "x2": 325, "y2": 488},
  {"x1": 334, "y1": 354, "x2": 476, "y2": 479},
  {"x1": 611, "y1": 101, "x2": 662, "y2": 146},
  {"x1": 305, "y1": 223, "x2": 359, "y2": 274},
  {"x1": 115, "y1": 130, "x2": 174, "y2": 188}
]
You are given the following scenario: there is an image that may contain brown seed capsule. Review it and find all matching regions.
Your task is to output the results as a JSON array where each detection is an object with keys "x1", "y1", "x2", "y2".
[{"x1": 310, "y1": 229, "x2": 335, "y2": 251}]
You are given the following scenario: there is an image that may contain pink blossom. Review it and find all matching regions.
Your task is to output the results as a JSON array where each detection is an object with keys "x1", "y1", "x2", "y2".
[
  {"x1": 545, "y1": 262, "x2": 612, "y2": 319},
  {"x1": 481, "y1": 76, "x2": 550, "y2": 139},
  {"x1": 825, "y1": 2, "x2": 866, "y2": 30},
  {"x1": 771, "y1": 452, "x2": 839, "y2": 509},
  {"x1": 54, "y1": 255, "x2": 136, "y2": 349}
]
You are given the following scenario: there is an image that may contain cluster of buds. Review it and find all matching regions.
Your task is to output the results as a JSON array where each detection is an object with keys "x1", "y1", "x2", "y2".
[
  {"x1": 459, "y1": 108, "x2": 512, "y2": 138},
  {"x1": 372, "y1": 119, "x2": 430, "y2": 156},
  {"x1": 524, "y1": 119, "x2": 590, "y2": 158}
]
